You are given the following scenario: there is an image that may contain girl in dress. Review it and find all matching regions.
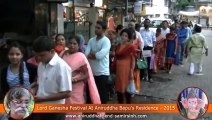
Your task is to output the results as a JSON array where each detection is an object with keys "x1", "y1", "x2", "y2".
[
  {"x1": 0, "y1": 42, "x2": 37, "y2": 98},
  {"x1": 165, "y1": 27, "x2": 178, "y2": 73}
]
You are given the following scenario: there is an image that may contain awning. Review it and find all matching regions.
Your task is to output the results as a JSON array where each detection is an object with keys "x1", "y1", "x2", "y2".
[{"x1": 178, "y1": 11, "x2": 199, "y2": 16}]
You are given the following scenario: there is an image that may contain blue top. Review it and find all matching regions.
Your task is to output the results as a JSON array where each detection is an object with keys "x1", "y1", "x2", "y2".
[
  {"x1": 176, "y1": 27, "x2": 189, "y2": 45},
  {"x1": 7, "y1": 62, "x2": 31, "y2": 89},
  {"x1": 166, "y1": 37, "x2": 176, "y2": 58}
]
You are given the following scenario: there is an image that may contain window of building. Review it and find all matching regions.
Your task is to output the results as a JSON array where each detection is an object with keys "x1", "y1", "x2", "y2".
[
  {"x1": 164, "y1": 0, "x2": 169, "y2": 7},
  {"x1": 141, "y1": 0, "x2": 153, "y2": 7},
  {"x1": 155, "y1": 14, "x2": 160, "y2": 17},
  {"x1": 149, "y1": 15, "x2": 154, "y2": 18}
]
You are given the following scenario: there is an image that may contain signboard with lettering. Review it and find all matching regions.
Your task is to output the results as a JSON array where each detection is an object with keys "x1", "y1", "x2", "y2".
[
  {"x1": 134, "y1": 1, "x2": 143, "y2": 15},
  {"x1": 75, "y1": 0, "x2": 91, "y2": 6}
]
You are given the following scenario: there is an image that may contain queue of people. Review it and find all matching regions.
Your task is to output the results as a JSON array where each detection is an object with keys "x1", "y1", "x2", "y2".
[
  {"x1": 0, "y1": 19, "x2": 208, "y2": 120},
  {"x1": 141, "y1": 19, "x2": 208, "y2": 77}
]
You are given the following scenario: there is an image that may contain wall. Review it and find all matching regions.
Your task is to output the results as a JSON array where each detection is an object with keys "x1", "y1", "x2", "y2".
[
  {"x1": 198, "y1": 5, "x2": 212, "y2": 26},
  {"x1": 145, "y1": 0, "x2": 169, "y2": 18},
  {"x1": 0, "y1": 0, "x2": 35, "y2": 35}
]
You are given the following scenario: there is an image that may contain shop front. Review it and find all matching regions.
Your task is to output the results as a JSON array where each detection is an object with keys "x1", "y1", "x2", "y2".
[
  {"x1": 198, "y1": 6, "x2": 212, "y2": 27},
  {"x1": 62, "y1": 0, "x2": 105, "y2": 43}
]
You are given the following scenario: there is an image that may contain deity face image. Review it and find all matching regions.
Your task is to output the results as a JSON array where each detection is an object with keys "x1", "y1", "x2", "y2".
[
  {"x1": 188, "y1": 98, "x2": 198, "y2": 112},
  {"x1": 178, "y1": 88, "x2": 208, "y2": 120}
]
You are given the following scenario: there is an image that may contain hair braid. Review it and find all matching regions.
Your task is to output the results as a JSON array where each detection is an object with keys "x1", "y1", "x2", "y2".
[{"x1": 19, "y1": 60, "x2": 24, "y2": 85}]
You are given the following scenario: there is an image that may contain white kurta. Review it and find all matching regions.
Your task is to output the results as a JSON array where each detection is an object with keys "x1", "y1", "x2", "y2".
[{"x1": 184, "y1": 33, "x2": 208, "y2": 63}]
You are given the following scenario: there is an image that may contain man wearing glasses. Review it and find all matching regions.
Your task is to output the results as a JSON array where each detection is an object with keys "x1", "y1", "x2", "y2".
[{"x1": 5, "y1": 87, "x2": 33, "y2": 120}]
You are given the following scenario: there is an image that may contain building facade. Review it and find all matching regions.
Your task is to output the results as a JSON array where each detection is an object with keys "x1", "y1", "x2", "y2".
[
  {"x1": 196, "y1": 0, "x2": 212, "y2": 26},
  {"x1": 143, "y1": 0, "x2": 169, "y2": 18}
]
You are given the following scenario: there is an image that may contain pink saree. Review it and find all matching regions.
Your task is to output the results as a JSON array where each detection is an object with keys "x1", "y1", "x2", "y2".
[{"x1": 61, "y1": 52, "x2": 102, "y2": 120}]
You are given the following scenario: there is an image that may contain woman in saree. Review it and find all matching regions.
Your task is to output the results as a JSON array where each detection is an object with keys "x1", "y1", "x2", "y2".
[
  {"x1": 128, "y1": 28, "x2": 142, "y2": 94},
  {"x1": 115, "y1": 24, "x2": 124, "y2": 44},
  {"x1": 61, "y1": 35, "x2": 102, "y2": 120},
  {"x1": 107, "y1": 30, "x2": 117, "y2": 100},
  {"x1": 165, "y1": 27, "x2": 178, "y2": 74},
  {"x1": 154, "y1": 28, "x2": 166, "y2": 73},
  {"x1": 115, "y1": 28, "x2": 136, "y2": 104}
]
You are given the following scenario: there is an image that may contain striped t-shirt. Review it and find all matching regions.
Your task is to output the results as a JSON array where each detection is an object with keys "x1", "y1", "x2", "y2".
[{"x1": 6, "y1": 62, "x2": 31, "y2": 89}]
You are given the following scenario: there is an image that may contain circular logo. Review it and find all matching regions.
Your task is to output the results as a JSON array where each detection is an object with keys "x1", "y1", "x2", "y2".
[
  {"x1": 3, "y1": 87, "x2": 35, "y2": 120},
  {"x1": 177, "y1": 87, "x2": 209, "y2": 120}
]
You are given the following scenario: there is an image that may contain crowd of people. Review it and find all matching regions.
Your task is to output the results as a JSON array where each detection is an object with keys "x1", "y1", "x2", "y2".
[{"x1": 0, "y1": 19, "x2": 208, "y2": 120}]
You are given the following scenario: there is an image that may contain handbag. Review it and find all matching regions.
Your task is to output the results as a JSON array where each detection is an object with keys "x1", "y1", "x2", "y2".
[
  {"x1": 126, "y1": 79, "x2": 136, "y2": 94},
  {"x1": 136, "y1": 57, "x2": 148, "y2": 69}
]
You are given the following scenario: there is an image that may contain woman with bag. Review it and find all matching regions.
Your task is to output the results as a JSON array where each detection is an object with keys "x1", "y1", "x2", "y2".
[
  {"x1": 115, "y1": 28, "x2": 136, "y2": 104},
  {"x1": 128, "y1": 28, "x2": 142, "y2": 94}
]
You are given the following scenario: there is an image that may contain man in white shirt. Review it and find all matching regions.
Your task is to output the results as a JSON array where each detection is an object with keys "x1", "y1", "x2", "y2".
[
  {"x1": 161, "y1": 20, "x2": 170, "y2": 37},
  {"x1": 33, "y1": 36, "x2": 72, "y2": 120},
  {"x1": 140, "y1": 18, "x2": 156, "y2": 83},
  {"x1": 85, "y1": 20, "x2": 111, "y2": 104}
]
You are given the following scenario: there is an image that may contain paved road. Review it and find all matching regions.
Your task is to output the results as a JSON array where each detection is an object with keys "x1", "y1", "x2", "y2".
[
  {"x1": 140, "y1": 29, "x2": 212, "y2": 103},
  {"x1": 93, "y1": 29, "x2": 212, "y2": 120}
]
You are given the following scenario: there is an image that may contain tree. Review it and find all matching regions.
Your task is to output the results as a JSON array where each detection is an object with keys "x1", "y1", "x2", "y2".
[
  {"x1": 175, "y1": 0, "x2": 195, "y2": 11},
  {"x1": 188, "y1": 0, "x2": 196, "y2": 8},
  {"x1": 188, "y1": 0, "x2": 195, "y2": 5}
]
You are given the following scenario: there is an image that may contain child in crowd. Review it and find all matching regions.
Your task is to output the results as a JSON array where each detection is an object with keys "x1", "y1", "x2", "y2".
[
  {"x1": 0, "y1": 42, "x2": 37, "y2": 97},
  {"x1": 32, "y1": 36, "x2": 72, "y2": 120},
  {"x1": 165, "y1": 27, "x2": 178, "y2": 73}
]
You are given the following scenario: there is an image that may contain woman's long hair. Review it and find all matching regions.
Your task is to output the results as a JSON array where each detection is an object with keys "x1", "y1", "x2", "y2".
[{"x1": 7, "y1": 42, "x2": 25, "y2": 85}]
